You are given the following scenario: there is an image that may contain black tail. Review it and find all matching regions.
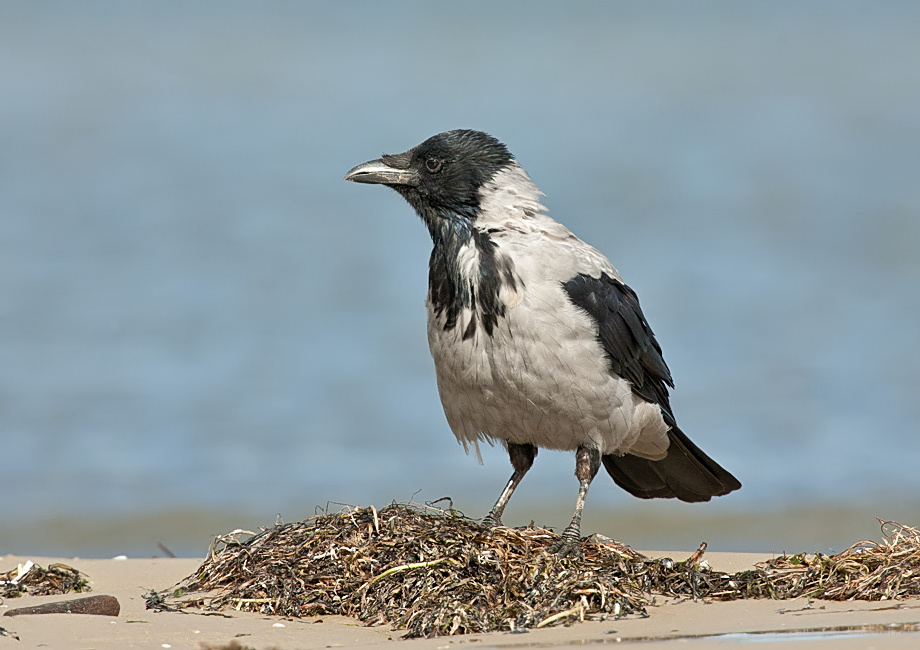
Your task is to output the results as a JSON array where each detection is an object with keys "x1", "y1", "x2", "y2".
[{"x1": 603, "y1": 426, "x2": 741, "y2": 502}]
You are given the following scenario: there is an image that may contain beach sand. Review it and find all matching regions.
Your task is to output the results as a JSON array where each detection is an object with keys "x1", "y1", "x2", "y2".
[{"x1": 2, "y1": 552, "x2": 919, "y2": 649}]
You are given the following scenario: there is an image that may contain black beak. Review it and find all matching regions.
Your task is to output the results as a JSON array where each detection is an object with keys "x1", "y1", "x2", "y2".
[{"x1": 344, "y1": 158, "x2": 420, "y2": 186}]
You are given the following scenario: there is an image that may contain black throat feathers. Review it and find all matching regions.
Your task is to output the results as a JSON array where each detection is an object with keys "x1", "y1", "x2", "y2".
[{"x1": 427, "y1": 217, "x2": 517, "y2": 340}]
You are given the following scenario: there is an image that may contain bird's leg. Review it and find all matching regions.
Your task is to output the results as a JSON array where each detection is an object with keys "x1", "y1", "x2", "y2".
[
  {"x1": 482, "y1": 443, "x2": 537, "y2": 529},
  {"x1": 554, "y1": 445, "x2": 601, "y2": 557}
]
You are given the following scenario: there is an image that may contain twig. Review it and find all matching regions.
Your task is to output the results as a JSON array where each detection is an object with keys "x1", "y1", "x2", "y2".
[
  {"x1": 359, "y1": 558, "x2": 449, "y2": 591},
  {"x1": 536, "y1": 605, "x2": 584, "y2": 628}
]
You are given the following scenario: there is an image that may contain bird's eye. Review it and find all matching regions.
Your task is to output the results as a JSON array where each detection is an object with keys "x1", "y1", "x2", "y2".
[{"x1": 425, "y1": 157, "x2": 442, "y2": 173}]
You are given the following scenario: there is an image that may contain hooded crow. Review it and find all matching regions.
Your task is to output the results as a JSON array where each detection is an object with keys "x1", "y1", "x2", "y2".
[{"x1": 345, "y1": 130, "x2": 740, "y2": 553}]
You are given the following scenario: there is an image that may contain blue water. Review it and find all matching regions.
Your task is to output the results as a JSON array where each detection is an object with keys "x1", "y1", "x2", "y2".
[{"x1": 2, "y1": 1, "x2": 920, "y2": 557}]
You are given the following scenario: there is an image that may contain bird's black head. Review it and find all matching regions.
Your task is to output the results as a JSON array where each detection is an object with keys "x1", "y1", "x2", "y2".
[{"x1": 345, "y1": 130, "x2": 514, "y2": 222}]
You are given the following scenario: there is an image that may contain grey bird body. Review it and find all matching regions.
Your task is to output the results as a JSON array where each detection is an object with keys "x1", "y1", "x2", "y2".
[
  {"x1": 426, "y1": 163, "x2": 669, "y2": 461},
  {"x1": 346, "y1": 130, "x2": 740, "y2": 551}
]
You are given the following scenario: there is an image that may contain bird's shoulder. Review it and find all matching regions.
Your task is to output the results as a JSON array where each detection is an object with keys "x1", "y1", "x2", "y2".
[{"x1": 475, "y1": 212, "x2": 622, "y2": 291}]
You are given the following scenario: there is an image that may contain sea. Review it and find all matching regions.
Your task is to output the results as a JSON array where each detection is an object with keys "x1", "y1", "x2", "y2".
[{"x1": 2, "y1": 1, "x2": 919, "y2": 558}]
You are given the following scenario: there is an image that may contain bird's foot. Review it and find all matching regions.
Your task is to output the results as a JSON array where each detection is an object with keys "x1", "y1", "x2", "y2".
[
  {"x1": 551, "y1": 527, "x2": 584, "y2": 559},
  {"x1": 481, "y1": 512, "x2": 503, "y2": 530}
]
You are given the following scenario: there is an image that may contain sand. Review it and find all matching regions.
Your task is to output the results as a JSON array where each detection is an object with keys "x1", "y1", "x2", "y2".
[{"x1": 2, "y1": 552, "x2": 919, "y2": 649}]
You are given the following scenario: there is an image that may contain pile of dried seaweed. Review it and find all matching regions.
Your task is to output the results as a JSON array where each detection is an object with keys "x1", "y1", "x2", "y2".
[
  {"x1": 640, "y1": 520, "x2": 920, "y2": 602},
  {"x1": 0, "y1": 561, "x2": 89, "y2": 598},
  {"x1": 155, "y1": 504, "x2": 920, "y2": 638},
  {"x1": 162, "y1": 503, "x2": 648, "y2": 636},
  {"x1": 745, "y1": 520, "x2": 920, "y2": 601}
]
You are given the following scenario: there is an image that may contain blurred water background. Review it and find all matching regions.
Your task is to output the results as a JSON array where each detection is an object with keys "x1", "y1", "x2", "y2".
[{"x1": 2, "y1": 1, "x2": 919, "y2": 558}]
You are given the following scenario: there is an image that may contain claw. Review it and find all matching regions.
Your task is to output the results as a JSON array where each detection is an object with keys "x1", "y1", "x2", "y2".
[
  {"x1": 481, "y1": 513, "x2": 503, "y2": 529},
  {"x1": 551, "y1": 526, "x2": 584, "y2": 558}
]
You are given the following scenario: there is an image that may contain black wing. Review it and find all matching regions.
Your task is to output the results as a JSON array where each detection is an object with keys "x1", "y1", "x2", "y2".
[
  {"x1": 562, "y1": 272, "x2": 675, "y2": 421},
  {"x1": 563, "y1": 272, "x2": 742, "y2": 501}
]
